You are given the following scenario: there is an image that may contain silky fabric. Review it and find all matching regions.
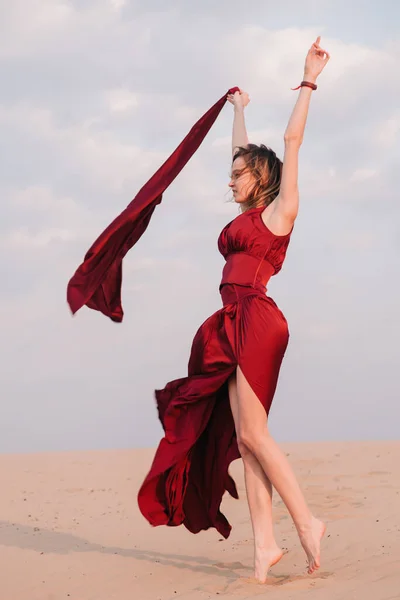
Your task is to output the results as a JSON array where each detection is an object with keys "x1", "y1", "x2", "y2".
[
  {"x1": 138, "y1": 207, "x2": 292, "y2": 539},
  {"x1": 67, "y1": 87, "x2": 240, "y2": 322}
]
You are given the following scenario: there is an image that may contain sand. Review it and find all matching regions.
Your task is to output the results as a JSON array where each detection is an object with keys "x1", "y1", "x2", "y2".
[{"x1": 0, "y1": 441, "x2": 399, "y2": 600}]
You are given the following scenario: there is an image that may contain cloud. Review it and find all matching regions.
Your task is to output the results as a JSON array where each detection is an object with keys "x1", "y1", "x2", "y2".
[
  {"x1": 109, "y1": 0, "x2": 127, "y2": 10},
  {"x1": 0, "y1": 101, "x2": 167, "y2": 196},
  {"x1": 330, "y1": 230, "x2": 379, "y2": 252},
  {"x1": 1, "y1": 185, "x2": 95, "y2": 245},
  {"x1": 11, "y1": 185, "x2": 78, "y2": 211},
  {"x1": 307, "y1": 322, "x2": 338, "y2": 340},
  {"x1": 2, "y1": 227, "x2": 76, "y2": 249},
  {"x1": 105, "y1": 88, "x2": 140, "y2": 114},
  {"x1": 376, "y1": 114, "x2": 400, "y2": 148},
  {"x1": 350, "y1": 168, "x2": 379, "y2": 183},
  {"x1": 0, "y1": 0, "x2": 75, "y2": 59}
]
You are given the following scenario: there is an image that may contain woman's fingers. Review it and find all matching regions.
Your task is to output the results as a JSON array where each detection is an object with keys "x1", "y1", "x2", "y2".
[
  {"x1": 311, "y1": 37, "x2": 328, "y2": 54},
  {"x1": 227, "y1": 92, "x2": 241, "y2": 105},
  {"x1": 313, "y1": 42, "x2": 327, "y2": 52},
  {"x1": 312, "y1": 43, "x2": 329, "y2": 59},
  {"x1": 227, "y1": 89, "x2": 250, "y2": 107},
  {"x1": 317, "y1": 48, "x2": 330, "y2": 60}
]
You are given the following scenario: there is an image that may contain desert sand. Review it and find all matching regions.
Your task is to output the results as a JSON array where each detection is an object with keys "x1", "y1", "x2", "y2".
[{"x1": 0, "y1": 441, "x2": 399, "y2": 600}]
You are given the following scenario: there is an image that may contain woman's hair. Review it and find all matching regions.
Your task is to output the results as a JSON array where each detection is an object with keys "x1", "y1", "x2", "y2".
[{"x1": 232, "y1": 144, "x2": 282, "y2": 211}]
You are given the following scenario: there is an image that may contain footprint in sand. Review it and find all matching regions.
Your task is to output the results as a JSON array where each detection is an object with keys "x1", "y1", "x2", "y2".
[
  {"x1": 239, "y1": 570, "x2": 334, "y2": 588},
  {"x1": 213, "y1": 561, "x2": 248, "y2": 570}
]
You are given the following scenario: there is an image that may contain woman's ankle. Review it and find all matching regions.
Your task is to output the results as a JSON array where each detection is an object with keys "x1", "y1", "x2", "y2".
[
  {"x1": 296, "y1": 513, "x2": 319, "y2": 535},
  {"x1": 254, "y1": 539, "x2": 281, "y2": 552}
]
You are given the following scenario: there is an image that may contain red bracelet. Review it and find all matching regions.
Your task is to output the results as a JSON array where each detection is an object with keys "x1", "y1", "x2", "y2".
[{"x1": 291, "y1": 81, "x2": 318, "y2": 91}]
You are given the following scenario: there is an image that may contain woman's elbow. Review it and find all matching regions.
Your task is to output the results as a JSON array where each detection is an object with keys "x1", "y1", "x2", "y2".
[{"x1": 283, "y1": 134, "x2": 303, "y2": 146}]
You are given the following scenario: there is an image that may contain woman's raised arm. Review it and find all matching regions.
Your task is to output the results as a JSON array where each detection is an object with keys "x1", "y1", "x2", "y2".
[
  {"x1": 227, "y1": 89, "x2": 250, "y2": 158},
  {"x1": 264, "y1": 36, "x2": 330, "y2": 232}
]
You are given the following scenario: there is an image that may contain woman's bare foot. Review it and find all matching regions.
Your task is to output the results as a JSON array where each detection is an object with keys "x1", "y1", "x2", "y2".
[
  {"x1": 298, "y1": 516, "x2": 326, "y2": 574},
  {"x1": 254, "y1": 544, "x2": 284, "y2": 583}
]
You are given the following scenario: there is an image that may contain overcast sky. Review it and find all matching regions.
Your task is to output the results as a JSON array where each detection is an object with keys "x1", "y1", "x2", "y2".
[{"x1": 1, "y1": 0, "x2": 399, "y2": 453}]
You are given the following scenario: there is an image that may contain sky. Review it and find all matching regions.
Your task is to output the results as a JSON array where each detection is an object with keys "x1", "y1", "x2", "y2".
[{"x1": 1, "y1": 0, "x2": 400, "y2": 453}]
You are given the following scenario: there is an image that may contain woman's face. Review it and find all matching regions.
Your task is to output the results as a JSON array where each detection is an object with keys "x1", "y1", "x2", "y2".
[{"x1": 228, "y1": 156, "x2": 255, "y2": 204}]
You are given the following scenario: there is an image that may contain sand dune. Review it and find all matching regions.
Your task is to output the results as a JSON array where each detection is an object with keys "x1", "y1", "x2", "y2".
[{"x1": 0, "y1": 441, "x2": 399, "y2": 599}]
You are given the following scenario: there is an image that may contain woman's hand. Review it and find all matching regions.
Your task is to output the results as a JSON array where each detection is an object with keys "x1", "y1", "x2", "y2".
[
  {"x1": 304, "y1": 36, "x2": 330, "y2": 81},
  {"x1": 227, "y1": 88, "x2": 250, "y2": 110}
]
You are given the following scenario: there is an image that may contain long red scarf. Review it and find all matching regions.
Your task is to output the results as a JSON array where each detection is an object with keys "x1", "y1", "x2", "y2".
[{"x1": 67, "y1": 87, "x2": 239, "y2": 322}]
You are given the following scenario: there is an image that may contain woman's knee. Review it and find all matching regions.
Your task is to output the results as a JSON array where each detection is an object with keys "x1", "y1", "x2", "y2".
[
  {"x1": 237, "y1": 437, "x2": 252, "y2": 458},
  {"x1": 237, "y1": 425, "x2": 270, "y2": 458}
]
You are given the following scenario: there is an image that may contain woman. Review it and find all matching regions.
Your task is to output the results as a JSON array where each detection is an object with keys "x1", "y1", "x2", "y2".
[
  {"x1": 137, "y1": 37, "x2": 330, "y2": 582},
  {"x1": 67, "y1": 37, "x2": 330, "y2": 584}
]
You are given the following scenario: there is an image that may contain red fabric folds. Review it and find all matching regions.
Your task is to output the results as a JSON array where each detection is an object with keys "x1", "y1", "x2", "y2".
[
  {"x1": 67, "y1": 86, "x2": 240, "y2": 322},
  {"x1": 137, "y1": 208, "x2": 293, "y2": 538}
]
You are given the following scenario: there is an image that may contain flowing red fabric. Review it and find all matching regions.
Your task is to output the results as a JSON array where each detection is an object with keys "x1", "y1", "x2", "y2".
[
  {"x1": 138, "y1": 207, "x2": 292, "y2": 538},
  {"x1": 67, "y1": 86, "x2": 240, "y2": 322}
]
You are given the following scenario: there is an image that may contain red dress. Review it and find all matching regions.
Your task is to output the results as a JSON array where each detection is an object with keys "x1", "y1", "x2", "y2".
[{"x1": 138, "y1": 206, "x2": 292, "y2": 539}]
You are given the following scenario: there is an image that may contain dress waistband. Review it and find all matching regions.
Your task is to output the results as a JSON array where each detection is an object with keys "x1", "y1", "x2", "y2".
[
  {"x1": 220, "y1": 283, "x2": 266, "y2": 307},
  {"x1": 219, "y1": 252, "x2": 274, "y2": 291}
]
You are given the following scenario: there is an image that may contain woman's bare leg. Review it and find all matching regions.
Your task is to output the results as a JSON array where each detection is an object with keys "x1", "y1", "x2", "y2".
[
  {"x1": 235, "y1": 365, "x2": 326, "y2": 575},
  {"x1": 228, "y1": 374, "x2": 283, "y2": 582}
]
